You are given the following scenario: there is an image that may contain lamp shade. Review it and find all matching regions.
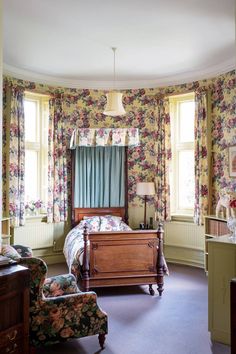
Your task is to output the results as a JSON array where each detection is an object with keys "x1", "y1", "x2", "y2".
[
  {"x1": 136, "y1": 182, "x2": 155, "y2": 196},
  {"x1": 103, "y1": 92, "x2": 126, "y2": 116}
]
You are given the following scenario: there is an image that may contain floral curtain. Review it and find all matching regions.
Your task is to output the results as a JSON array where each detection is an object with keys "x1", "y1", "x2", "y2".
[
  {"x1": 2, "y1": 86, "x2": 25, "y2": 226},
  {"x1": 48, "y1": 95, "x2": 68, "y2": 223},
  {"x1": 155, "y1": 97, "x2": 172, "y2": 222},
  {"x1": 194, "y1": 89, "x2": 209, "y2": 225}
]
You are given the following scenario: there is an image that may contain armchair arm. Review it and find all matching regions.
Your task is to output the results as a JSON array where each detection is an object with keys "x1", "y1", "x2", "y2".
[
  {"x1": 43, "y1": 274, "x2": 80, "y2": 298},
  {"x1": 30, "y1": 291, "x2": 108, "y2": 344}
]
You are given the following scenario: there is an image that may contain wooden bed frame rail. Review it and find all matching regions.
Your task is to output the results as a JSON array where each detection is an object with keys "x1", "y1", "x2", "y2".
[{"x1": 80, "y1": 223, "x2": 165, "y2": 296}]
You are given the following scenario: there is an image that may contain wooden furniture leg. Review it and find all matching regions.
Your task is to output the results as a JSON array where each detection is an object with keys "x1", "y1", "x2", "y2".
[
  {"x1": 156, "y1": 223, "x2": 164, "y2": 296},
  {"x1": 149, "y1": 284, "x2": 155, "y2": 296},
  {"x1": 82, "y1": 225, "x2": 90, "y2": 291},
  {"x1": 98, "y1": 334, "x2": 106, "y2": 349}
]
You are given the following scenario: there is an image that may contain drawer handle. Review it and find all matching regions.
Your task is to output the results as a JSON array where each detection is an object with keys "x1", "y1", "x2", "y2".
[{"x1": 7, "y1": 330, "x2": 17, "y2": 341}]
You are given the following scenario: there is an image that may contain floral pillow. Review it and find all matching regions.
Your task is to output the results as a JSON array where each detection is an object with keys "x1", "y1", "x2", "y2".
[
  {"x1": 77, "y1": 216, "x2": 100, "y2": 232},
  {"x1": 118, "y1": 220, "x2": 132, "y2": 231},
  {"x1": 1, "y1": 245, "x2": 21, "y2": 260},
  {"x1": 100, "y1": 215, "x2": 131, "y2": 231}
]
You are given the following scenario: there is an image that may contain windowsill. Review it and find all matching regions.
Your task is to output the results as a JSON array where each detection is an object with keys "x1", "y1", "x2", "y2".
[
  {"x1": 170, "y1": 214, "x2": 194, "y2": 223},
  {"x1": 25, "y1": 214, "x2": 47, "y2": 223}
]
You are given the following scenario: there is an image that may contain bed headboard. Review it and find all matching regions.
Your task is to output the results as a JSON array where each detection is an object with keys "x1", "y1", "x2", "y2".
[{"x1": 73, "y1": 207, "x2": 126, "y2": 226}]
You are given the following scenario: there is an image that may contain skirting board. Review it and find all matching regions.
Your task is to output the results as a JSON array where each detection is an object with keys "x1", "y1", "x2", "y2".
[
  {"x1": 32, "y1": 249, "x2": 66, "y2": 265},
  {"x1": 164, "y1": 244, "x2": 204, "y2": 268}
]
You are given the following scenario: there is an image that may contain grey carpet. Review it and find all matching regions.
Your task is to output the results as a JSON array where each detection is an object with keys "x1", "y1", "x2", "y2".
[{"x1": 37, "y1": 263, "x2": 230, "y2": 354}]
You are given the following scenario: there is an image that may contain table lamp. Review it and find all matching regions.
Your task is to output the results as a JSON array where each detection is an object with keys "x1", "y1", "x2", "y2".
[{"x1": 136, "y1": 182, "x2": 155, "y2": 228}]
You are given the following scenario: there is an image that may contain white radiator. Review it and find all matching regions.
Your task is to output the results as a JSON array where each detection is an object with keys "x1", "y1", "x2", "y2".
[
  {"x1": 164, "y1": 221, "x2": 205, "y2": 267},
  {"x1": 164, "y1": 221, "x2": 204, "y2": 250},
  {"x1": 13, "y1": 222, "x2": 55, "y2": 249}
]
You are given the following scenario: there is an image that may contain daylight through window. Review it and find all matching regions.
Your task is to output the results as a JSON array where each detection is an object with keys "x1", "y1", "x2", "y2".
[
  {"x1": 169, "y1": 93, "x2": 195, "y2": 217},
  {"x1": 24, "y1": 92, "x2": 49, "y2": 214}
]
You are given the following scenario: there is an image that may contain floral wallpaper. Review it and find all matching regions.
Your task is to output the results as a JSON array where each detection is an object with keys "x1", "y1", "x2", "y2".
[{"x1": 3, "y1": 70, "x2": 236, "y2": 218}]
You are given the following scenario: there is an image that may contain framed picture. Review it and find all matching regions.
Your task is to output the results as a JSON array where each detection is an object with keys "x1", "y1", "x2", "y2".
[{"x1": 229, "y1": 145, "x2": 236, "y2": 177}]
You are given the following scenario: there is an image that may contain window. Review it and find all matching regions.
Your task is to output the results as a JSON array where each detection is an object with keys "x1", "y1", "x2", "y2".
[
  {"x1": 24, "y1": 92, "x2": 49, "y2": 213},
  {"x1": 169, "y1": 93, "x2": 195, "y2": 216}
]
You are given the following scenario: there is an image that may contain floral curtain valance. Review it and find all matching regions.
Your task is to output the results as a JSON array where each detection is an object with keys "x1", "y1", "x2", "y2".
[{"x1": 70, "y1": 128, "x2": 140, "y2": 149}]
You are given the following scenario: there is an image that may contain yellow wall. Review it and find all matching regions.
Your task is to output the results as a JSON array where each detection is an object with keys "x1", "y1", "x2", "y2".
[{"x1": 3, "y1": 70, "x2": 236, "y2": 225}]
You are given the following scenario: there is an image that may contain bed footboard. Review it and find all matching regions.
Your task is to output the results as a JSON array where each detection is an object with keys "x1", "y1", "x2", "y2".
[{"x1": 81, "y1": 224, "x2": 165, "y2": 296}]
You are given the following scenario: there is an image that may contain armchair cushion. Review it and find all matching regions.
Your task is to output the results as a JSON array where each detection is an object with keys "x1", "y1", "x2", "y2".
[
  {"x1": 12, "y1": 244, "x2": 33, "y2": 257},
  {"x1": 43, "y1": 274, "x2": 80, "y2": 298},
  {"x1": 1, "y1": 244, "x2": 21, "y2": 260}
]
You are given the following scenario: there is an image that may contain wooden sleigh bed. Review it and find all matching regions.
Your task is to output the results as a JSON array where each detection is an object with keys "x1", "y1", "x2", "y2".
[
  {"x1": 66, "y1": 148, "x2": 167, "y2": 296},
  {"x1": 69, "y1": 206, "x2": 166, "y2": 296}
]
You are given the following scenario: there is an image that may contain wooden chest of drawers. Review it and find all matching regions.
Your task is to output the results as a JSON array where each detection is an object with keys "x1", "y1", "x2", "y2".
[{"x1": 0, "y1": 264, "x2": 30, "y2": 354}]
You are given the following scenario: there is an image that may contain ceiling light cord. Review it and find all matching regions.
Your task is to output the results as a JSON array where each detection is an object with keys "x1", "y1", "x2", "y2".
[{"x1": 112, "y1": 47, "x2": 116, "y2": 91}]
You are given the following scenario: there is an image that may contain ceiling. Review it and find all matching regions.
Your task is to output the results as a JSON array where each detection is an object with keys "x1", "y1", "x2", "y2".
[{"x1": 3, "y1": 0, "x2": 235, "y2": 89}]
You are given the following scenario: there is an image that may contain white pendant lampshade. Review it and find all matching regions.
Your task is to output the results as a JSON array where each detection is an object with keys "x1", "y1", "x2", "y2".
[
  {"x1": 103, "y1": 47, "x2": 126, "y2": 116},
  {"x1": 103, "y1": 92, "x2": 126, "y2": 116}
]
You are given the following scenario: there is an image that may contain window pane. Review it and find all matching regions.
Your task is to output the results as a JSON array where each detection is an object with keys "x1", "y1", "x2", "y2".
[
  {"x1": 178, "y1": 150, "x2": 194, "y2": 209},
  {"x1": 179, "y1": 101, "x2": 194, "y2": 142},
  {"x1": 24, "y1": 100, "x2": 37, "y2": 142},
  {"x1": 25, "y1": 150, "x2": 38, "y2": 201}
]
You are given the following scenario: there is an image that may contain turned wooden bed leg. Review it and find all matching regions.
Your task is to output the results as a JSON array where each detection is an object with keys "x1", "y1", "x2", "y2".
[
  {"x1": 82, "y1": 225, "x2": 90, "y2": 291},
  {"x1": 149, "y1": 284, "x2": 155, "y2": 296},
  {"x1": 98, "y1": 333, "x2": 106, "y2": 349},
  {"x1": 156, "y1": 223, "x2": 164, "y2": 296}
]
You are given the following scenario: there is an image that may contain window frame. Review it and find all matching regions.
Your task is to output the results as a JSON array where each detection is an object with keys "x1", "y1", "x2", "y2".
[
  {"x1": 24, "y1": 92, "x2": 49, "y2": 209},
  {"x1": 169, "y1": 92, "x2": 195, "y2": 218}
]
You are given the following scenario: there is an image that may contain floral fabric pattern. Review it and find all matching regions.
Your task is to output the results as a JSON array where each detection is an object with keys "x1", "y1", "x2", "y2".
[
  {"x1": 48, "y1": 95, "x2": 68, "y2": 223},
  {"x1": 70, "y1": 128, "x2": 140, "y2": 148},
  {"x1": 43, "y1": 274, "x2": 80, "y2": 298},
  {"x1": 2, "y1": 86, "x2": 25, "y2": 226},
  {"x1": 194, "y1": 89, "x2": 209, "y2": 225},
  {"x1": 3, "y1": 70, "x2": 236, "y2": 225},
  {"x1": 1, "y1": 244, "x2": 21, "y2": 260},
  {"x1": 155, "y1": 97, "x2": 172, "y2": 222},
  {"x1": 100, "y1": 215, "x2": 131, "y2": 231},
  {"x1": 81, "y1": 216, "x2": 101, "y2": 231},
  {"x1": 12, "y1": 244, "x2": 33, "y2": 257},
  {"x1": 19, "y1": 257, "x2": 107, "y2": 348}
]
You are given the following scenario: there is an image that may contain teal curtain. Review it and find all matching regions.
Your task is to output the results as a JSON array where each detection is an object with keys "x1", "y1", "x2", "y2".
[{"x1": 74, "y1": 146, "x2": 125, "y2": 207}]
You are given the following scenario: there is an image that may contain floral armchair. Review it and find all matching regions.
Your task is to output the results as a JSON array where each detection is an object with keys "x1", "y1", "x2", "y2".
[{"x1": 3, "y1": 245, "x2": 108, "y2": 350}]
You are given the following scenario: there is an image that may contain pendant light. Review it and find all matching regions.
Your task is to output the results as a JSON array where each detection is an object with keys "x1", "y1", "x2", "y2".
[{"x1": 103, "y1": 47, "x2": 126, "y2": 116}]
